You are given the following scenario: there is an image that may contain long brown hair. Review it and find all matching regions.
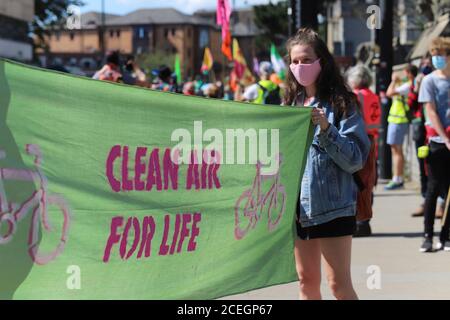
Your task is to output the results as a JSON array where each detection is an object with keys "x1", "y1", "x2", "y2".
[{"x1": 284, "y1": 28, "x2": 358, "y2": 117}]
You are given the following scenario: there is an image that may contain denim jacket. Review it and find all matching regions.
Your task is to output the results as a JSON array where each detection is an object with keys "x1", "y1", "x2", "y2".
[{"x1": 298, "y1": 100, "x2": 370, "y2": 227}]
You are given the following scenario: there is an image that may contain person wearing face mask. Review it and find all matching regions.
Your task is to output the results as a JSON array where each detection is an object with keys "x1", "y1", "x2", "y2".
[
  {"x1": 284, "y1": 28, "x2": 370, "y2": 300},
  {"x1": 417, "y1": 37, "x2": 450, "y2": 253},
  {"x1": 411, "y1": 55, "x2": 434, "y2": 218}
]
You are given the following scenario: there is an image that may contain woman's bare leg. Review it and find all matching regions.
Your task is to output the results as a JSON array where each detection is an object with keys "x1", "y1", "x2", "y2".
[
  {"x1": 294, "y1": 238, "x2": 322, "y2": 300},
  {"x1": 320, "y1": 235, "x2": 358, "y2": 300}
]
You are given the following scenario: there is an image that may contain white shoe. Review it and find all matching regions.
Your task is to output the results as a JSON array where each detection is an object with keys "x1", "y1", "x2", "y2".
[{"x1": 436, "y1": 241, "x2": 450, "y2": 251}]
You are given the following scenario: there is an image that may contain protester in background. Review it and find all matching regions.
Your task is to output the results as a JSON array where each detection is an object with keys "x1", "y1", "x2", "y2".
[
  {"x1": 385, "y1": 65, "x2": 418, "y2": 190},
  {"x1": 285, "y1": 28, "x2": 370, "y2": 300},
  {"x1": 194, "y1": 74, "x2": 209, "y2": 96},
  {"x1": 182, "y1": 81, "x2": 195, "y2": 96},
  {"x1": 151, "y1": 65, "x2": 175, "y2": 92},
  {"x1": 240, "y1": 61, "x2": 281, "y2": 105},
  {"x1": 122, "y1": 55, "x2": 147, "y2": 87},
  {"x1": 92, "y1": 51, "x2": 122, "y2": 83},
  {"x1": 409, "y1": 57, "x2": 446, "y2": 219},
  {"x1": 346, "y1": 65, "x2": 381, "y2": 237},
  {"x1": 223, "y1": 83, "x2": 234, "y2": 101},
  {"x1": 419, "y1": 55, "x2": 433, "y2": 78},
  {"x1": 215, "y1": 81, "x2": 224, "y2": 99},
  {"x1": 417, "y1": 37, "x2": 450, "y2": 253},
  {"x1": 411, "y1": 56, "x2": 433, "y2": 217},
  {"x1": 204, "y1": 84, "x2": 220, "y2": 99}
]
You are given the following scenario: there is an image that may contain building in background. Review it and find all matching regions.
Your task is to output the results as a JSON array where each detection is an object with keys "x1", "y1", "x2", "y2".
[
  {"x1": 325, "y1": 0, "x2": 425, "y2": 68},
  {"x1": 0, "y1": 0, "x2": 34, "y2": 62},
  {"x1": 407, "y1": 12, "x2": 450, "y2": 65},
  {"x1": 194, "y1": 9, "x2": 259, "y2": 69},
  {"x1": 38, "y1": 11, "x2": 120, "y2": 71},
  {"x1": 326, "y1": 0, "x2": 372, "y2": 68},
  {"x1": 39, "y1": 8, "x2": 260, "y2": 80}
]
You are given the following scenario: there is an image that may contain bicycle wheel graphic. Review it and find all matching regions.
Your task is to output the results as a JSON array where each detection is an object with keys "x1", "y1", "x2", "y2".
[
  {"x1": 267, "y1": 185, "x2": 286, "y2": 232},
  {"x1": 28, "y1": 194, "x2": 70, "y2": 265},
  {"x1": 234, "y1": 189, "x2": 257, "y2": 240},
  {"x1": 0, "y1": 213, "x2": 16, "y2": 244}
]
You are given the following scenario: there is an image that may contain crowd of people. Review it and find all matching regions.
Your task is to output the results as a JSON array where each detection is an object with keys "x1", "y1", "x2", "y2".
[
  {"x1": 91, "y1": 50, "x2": 283, "y2": 102},
  {"x1": 91, "y1": 29, "x2": 449, "y2": 300}
]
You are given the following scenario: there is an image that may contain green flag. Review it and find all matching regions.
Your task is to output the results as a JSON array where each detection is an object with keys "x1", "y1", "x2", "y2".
[
  {"x1": 270, "y1": 43, "x2": 286, "y2": 80},
  {"x1": 174, "y1": 54, "x2": 182, "y2": 84},
  {"x1": 0, "y1": 59, "x2": 313, "y2": 299}
]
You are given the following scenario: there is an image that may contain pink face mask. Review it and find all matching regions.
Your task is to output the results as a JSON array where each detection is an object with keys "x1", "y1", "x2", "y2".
[{"x1": 290, "y1": 58, "x2": 321, "y2": 87}]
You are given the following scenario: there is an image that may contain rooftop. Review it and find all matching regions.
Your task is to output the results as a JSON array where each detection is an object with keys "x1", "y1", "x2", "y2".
[
  {"x1": 76, "y1": 8, "x2": 259, "y2": 36},
  {"x1": 81, "y1": 8, "x2": 214, "y2": 27},
  {"x1": 80, "y1": 11, "x2": 120, "y2": 29}
]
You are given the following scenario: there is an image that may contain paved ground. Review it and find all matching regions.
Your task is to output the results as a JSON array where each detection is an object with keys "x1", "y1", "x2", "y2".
[{"x1": 222, "y1": 182, "x2": 450, "y2": 300}]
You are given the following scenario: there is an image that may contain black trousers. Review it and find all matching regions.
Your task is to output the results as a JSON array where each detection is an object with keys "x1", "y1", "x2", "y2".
[
  {"x1": 415, "y1": 139, "x2": 428, "y2": 198},
  {"x1": 423, "y1": 141, "x2": 450, "y2": 241}
]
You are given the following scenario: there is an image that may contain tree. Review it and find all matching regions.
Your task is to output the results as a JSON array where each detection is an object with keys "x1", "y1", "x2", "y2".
[
  {"x1": 136, "y1": 50, "x2": 176, "y2": 78},
  {"x1": 253, "y1": 0, "x2": 289, "y2": 57},
  {"x1": 291, "y1": 0, "x2": 336, "y2": 31},
  {"x1": 253, "y1": 0, "x2": 335, "y2": 58},
  {"x1": 417, "y1": 0, "x2": 450, "y2": 22},
  {"x1": 32, "y1": 0, "x2": 84, "y2": 51}
]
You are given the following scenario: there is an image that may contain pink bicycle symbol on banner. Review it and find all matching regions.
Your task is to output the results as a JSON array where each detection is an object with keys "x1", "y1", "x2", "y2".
[
  {"x1": 234, "y1": 154, "x2": 286, "y2": 240},
  {"x1": 0, "y1": 144, "x2": 71, "y2": 265}
]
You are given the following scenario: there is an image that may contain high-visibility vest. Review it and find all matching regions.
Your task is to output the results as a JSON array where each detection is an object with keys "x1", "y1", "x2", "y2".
[
  {"x1": 253, "y1": 80, "x2": 278, "y2": 104},
  {"x1": 355, "y1": 89, "x2": 381, "y2": 159},
  {"x1": 388, "y1": 95, "x2": 410, "y2": 124}
]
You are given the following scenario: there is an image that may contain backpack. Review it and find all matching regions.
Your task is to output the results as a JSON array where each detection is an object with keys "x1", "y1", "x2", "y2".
[
  {"x1": 257, "y1": 82, "x2": 281, "y2": 105},
  {"x1": 335, "y1": 96, "x2": 377, "y2": 222},
  {"x1": 407, "y1": 83, "x2": 420, "y2": 115},
  {"x1": 353, "y1": 134, "x2": 377, "y2": 221}
]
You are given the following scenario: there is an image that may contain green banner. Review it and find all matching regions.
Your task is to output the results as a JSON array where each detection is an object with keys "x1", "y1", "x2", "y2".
[{"x1": 0, "y1": 59, "x2": 313, "y2": 300}]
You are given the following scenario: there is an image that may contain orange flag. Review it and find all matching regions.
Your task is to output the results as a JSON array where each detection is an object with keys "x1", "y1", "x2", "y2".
[{"x1": 221, "y1": 28, "x2": 233, "y2": 61}]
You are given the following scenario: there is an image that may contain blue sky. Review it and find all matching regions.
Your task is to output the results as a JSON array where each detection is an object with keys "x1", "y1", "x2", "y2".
[{"x1": 81, "y1": 0, "x2": 281, "y2": 15}]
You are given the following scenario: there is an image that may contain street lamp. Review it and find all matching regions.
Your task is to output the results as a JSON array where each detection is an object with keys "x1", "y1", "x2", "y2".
[{"x1": 100, "y1": 0, "x2": 106, "y2": 59}]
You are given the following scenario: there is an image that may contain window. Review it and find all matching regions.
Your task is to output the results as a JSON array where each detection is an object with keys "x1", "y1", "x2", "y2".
[
  {"x1": 110, "y1": 30, "x2": 114, "y2": 37},
  {"x1": 171, "y1": 28, "x2": 176, "y2": 36},
  {"x1": 199, "y1": 28, "x2": 209, "y2": 48},
  {"x1": 138, "y1": 27, "x2": 145, "y2": 39},
  {"x1": 56, "y1": 32, "x2": 60, "y2": 41},
  {"x1": 345, "y1": 41, "x2": 354, "y2": 57},
  {"x1": 164, "y1": 28, "x2": 169, "y2": 38},
  {"x1": 69, "y1": 33, "x2": 75, "y2": 41},
  {"x1": 116, "y1": 30, "x2": 121, "y2": 37}
]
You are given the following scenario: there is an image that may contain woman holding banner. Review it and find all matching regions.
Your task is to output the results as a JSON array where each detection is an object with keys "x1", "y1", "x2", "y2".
[{"x1": 284, "y1": 28, "x2": 370, "y2": 300}]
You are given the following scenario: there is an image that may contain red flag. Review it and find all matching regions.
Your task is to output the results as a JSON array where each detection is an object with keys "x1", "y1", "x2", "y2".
[{"x1": 232, "y1": 38, "x2": 254, "y2": 86}]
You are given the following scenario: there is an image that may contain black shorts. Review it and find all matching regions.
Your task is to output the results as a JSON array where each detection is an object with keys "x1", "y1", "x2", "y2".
[{"x1": 296, "y1": 216, "x2": 356, "y2": 240}]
